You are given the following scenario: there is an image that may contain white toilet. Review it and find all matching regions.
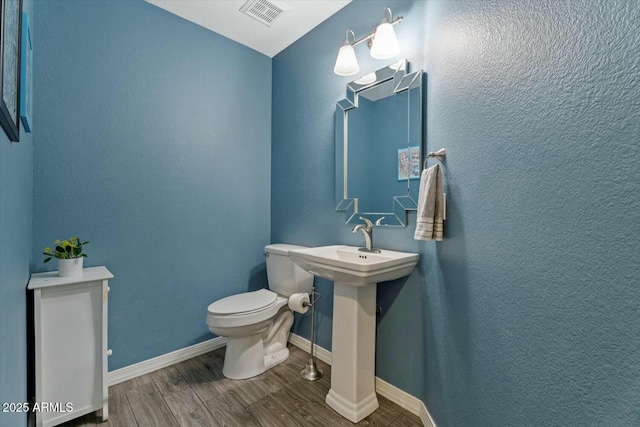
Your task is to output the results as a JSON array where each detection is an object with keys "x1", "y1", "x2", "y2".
[{"x1": 206, "y1": 244, "x2": 313, "y2": 379}]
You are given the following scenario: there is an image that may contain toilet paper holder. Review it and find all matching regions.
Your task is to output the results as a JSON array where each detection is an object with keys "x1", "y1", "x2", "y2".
[
  {"x1": 302, "y1": 290, "x2": 321, "y2": 308},
  {"x1": 300, "y1": 286, "x2": 323, "y2": 381}
]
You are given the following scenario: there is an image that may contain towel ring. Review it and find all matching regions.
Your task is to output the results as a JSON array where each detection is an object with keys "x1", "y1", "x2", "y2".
[{"x1": 423, "y1": 148, "x2": 446, "y2": 168}]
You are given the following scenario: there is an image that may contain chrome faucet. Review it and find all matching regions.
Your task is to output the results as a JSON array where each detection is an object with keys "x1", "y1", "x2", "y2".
[{"x1": 352, "y1": 217, "x2": 381, "y2": 253}]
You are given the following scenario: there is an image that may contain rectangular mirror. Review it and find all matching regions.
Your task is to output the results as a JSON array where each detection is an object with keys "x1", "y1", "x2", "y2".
[{"x1": 335, "y1": 59, "x2": 423, "y2": 226}]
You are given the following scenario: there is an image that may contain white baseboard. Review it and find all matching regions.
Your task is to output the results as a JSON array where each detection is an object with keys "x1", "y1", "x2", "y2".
[
  {"x1": 420, "y1": 403, "x2": 437, "y2": 427},
  {"x1": 287, "y1": 331, "x2": 332, "y2": 365},
  {"x1": 107, "y1": 336, "x2": 227, "y2": 386},
  {"x1": 287, "y1": 333, "x2": 436, "y2": 427},
  {"x1": 375, "y1": 376, "x2": 422, "y2": 415}
]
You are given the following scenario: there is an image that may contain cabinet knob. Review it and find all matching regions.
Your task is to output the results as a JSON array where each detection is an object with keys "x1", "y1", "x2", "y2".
[
  {"x1": 107, "y1": 349, "x2": 113, "y2": 356},
  {"x1": 107, "y1": 286, "x2": 110, "y2": 292}
]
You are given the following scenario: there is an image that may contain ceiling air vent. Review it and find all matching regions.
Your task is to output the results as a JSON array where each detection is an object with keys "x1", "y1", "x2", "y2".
[{"x1": 240, "y1": 0, "x2": 289, "y2": 27}]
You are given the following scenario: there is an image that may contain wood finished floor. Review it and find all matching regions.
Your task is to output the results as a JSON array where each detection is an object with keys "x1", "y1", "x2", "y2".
[{"x1": 61, "y1": 344, "x2": 422, "y2": 427}]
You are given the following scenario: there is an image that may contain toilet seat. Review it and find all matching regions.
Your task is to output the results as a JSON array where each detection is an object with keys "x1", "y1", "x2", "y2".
[
  {"x1": 208, "y1": 289, "x2": 277, "y2": 315},
  {"x1": 207, "y1": 289, "x2": 288, "y2": 329}
]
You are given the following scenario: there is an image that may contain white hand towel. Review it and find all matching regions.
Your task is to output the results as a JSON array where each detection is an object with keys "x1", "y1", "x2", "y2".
[{"x1": 414, "y1": 164, "x2": 444, "y2": 241}]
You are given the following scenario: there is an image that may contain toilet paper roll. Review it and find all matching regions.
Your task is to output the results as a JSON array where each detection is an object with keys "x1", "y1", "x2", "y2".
[{"x1": 288, "y1": 292, "x2": 310, "y2": 314}]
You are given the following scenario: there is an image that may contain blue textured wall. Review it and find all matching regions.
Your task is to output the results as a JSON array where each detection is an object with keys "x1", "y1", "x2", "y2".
[
  {"x1": 32, "y1": 0, "x2": 272, "y2": 370},
  {"x1": 273, "y1": 0, "x2": 639, "y2": 426},
  {"x1": 0, "y1": 2, "x2": 34, "y2": 424}
]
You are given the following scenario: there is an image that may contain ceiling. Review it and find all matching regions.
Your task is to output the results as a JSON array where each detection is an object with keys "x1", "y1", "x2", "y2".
[{"x1": 145, "y1": 0, "x2": 352, "y2": 57}]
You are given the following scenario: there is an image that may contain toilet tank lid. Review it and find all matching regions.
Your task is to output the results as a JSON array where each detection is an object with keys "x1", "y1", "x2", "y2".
[
  {"x1": 208, "y1": 289, "x2": 277, "y2": 315},
  {"x1": 264, "y1": 243, "x2": 307, "y2": 256}
]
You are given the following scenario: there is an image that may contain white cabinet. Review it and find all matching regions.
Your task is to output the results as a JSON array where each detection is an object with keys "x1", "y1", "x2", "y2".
[{"x1": 28, "y1": 266, "x2": 113, "y2": 427}]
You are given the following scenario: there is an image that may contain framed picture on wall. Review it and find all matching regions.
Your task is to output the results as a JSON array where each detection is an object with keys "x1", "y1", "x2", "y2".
[
  {"x1": 398, "y1": 145, "x2": 421, "y2": 181},
  {"x1": 0, "y1": 0, "x2": 23, "y2": 142}
]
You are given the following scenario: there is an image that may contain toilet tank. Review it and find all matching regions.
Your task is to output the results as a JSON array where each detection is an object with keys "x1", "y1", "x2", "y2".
[{"x1": 264, "y1": 244, "x2": 313, "y2": 297}]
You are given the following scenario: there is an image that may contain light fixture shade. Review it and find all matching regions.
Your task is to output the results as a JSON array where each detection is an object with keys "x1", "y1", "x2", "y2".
[
  {"x1": 334, "y1": 44, "x2": 360, "y2": 76},
  {"x1": 354, "y1": 72, "x2": 377, "y2": 85},
  {"x1": 370, "y1": 22, "x2": 399, "y2": 59}
]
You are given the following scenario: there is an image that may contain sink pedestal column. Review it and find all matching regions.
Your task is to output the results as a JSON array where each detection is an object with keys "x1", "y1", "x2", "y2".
[{"x1": 326, "y1": 282, "x2": 378, "y2": 422}]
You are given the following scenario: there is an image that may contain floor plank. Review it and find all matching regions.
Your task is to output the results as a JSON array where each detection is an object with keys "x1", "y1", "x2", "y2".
[
  {"x1": 389, "y1": 412, "x2": 424, "y2": 427},
  {"x1": 126, "y1": 382, "x2": 178, "y2": 427},
  {"x1": 203, "y1": 390, "x2": 261, "y2": 427},
  {"x1": 290, "y1": 400, "x2": 354, "y2": 427},
  {"x1": 266, "y1": 387, "x2": 313, "y2": 414},
  {"x1": 174, "y1": 356, "x2": 222, "y2": 402},
  {"x1": 196, "y1": 352, "x2": 236, "y2": 395},
  {"x1": 106, "y1": 383, "x2": 138, "y2": 427},
  {"x1": 119, "y1": 374, "x2": 154, "y2": 391},
  {"x1": 247, "y1": 396, "x2": 303, "y2": 427},
  {"x1": 278, "y1": 361, "x2": 331, "y2": 403},
  {"x1": 163, "y1": 388, "x2": 220, "y2": 427},
  {"x1": 355, "y1": 395, "x2": 403, "y2": 427},
  {"x1": 151, "y1": 365, "x2": 191, "y2": 396}
]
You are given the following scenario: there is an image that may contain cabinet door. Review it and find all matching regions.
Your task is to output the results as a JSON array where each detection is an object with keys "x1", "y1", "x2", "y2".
[{"x1": 37, "y1": 281, "x2": 104, "y2": 425}]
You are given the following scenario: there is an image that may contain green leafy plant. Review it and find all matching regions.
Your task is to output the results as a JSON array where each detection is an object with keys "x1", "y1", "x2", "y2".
[{"x1": 43, "y1": 237, "x2": 90, "y2": 263}]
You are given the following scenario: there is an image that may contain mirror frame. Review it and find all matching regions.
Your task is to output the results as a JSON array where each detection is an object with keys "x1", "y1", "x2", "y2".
[{"x1": 335, "y1": 59, "x2": 423, "y2": 227}]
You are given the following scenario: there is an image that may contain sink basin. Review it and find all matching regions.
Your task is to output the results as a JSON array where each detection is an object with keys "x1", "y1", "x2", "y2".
[{"x1": 289, "y1": 245, "x2": 419, "y2": 286}]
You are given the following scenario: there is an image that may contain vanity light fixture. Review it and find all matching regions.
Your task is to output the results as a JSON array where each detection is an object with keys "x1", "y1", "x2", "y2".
[
  {"x1": 333, "y1": 6, "x2": 403, "y2": 76},
  {"x1": 334, "y1": 30, "x2": 360, "y2": 76}
]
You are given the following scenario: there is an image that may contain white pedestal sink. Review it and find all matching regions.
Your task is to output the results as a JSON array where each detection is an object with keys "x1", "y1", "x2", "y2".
[{"x1": 288, "y1": 245, "x2": 419, "y2": 422}]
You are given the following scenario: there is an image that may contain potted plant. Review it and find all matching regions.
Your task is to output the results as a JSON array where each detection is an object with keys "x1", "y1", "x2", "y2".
[{"x1": 43, "y1": 237, "x2": 90, "y2": 277}]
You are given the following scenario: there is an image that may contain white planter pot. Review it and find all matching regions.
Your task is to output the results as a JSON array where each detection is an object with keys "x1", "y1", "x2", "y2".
[{"x1": 58, "y1": 257, "x2": 84, "y2": 277}]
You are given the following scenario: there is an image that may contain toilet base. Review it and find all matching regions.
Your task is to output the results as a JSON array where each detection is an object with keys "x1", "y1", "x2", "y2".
[
  {"x1": 220, "y1": 309, "x2": 294, "y2": 380},
  {"x1": 264, "y1": 347, "x2": 289, "y2": 371},
  {"x1": 222, "y1": 333, "x2": 267, "y2": 379},
  {"x1": 222, "y1": 335, "x2": 291, "y2": 380}
]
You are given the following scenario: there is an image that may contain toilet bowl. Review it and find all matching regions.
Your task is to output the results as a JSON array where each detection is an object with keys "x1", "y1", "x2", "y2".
[{"x1": 206, "y1": 244, "x2": 313, "y2": 379}]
